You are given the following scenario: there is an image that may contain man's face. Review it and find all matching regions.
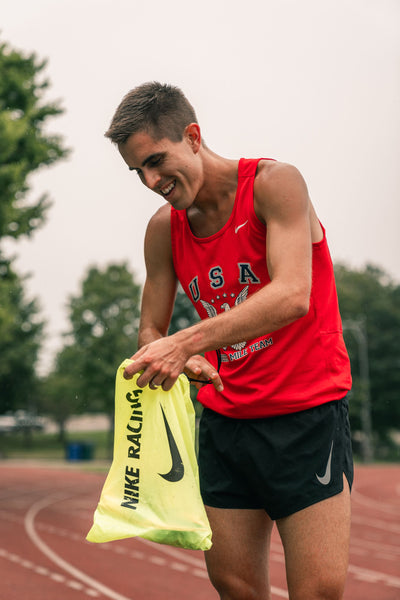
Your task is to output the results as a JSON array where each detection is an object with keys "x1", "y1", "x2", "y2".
[{"x1": 118, "y1": 126, "x2": 202, "y2": 210}]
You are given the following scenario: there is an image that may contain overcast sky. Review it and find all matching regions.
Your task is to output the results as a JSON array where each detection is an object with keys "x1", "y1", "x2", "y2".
[{"x1": 2, "y1": 0, "x2": 400, "y2": 371}]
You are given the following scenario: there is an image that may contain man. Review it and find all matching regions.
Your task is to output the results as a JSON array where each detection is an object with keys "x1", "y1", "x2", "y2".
[{"x1": 105, "y1": 82, "x2": 353, "y2": 600}]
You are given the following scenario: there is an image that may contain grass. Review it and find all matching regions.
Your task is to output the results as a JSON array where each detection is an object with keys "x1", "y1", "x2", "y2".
[{"x1": 0, "y1": 429, "x2": 113, "y2": 462}]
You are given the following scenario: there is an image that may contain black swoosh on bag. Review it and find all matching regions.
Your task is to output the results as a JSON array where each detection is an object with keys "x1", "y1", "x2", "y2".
[{"x1": 158, "y1": 405, "x2": 184, "y2": 482}]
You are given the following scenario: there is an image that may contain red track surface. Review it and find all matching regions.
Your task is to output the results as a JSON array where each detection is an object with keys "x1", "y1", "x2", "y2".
[{"x1": 0, "y1": 462, "x2": 398, "y2": 599}]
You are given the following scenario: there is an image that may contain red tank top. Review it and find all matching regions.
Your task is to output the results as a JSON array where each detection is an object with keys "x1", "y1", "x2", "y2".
[{"x1": 171, "y1": 158, "x2": 351, "y2": 418}]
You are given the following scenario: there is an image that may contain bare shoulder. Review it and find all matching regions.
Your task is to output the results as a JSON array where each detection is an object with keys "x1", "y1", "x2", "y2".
[
  {"x1": 146, "y1": 202, "x2": 171, "y2": 235},
  {"x1": 144, "y1": 203, "x2": 173, "y2": 269},
  {"x1": 254, "y1": 160, "x2": 310, "y2": 222},
  {"x1": 145, "y1": 203, "x2": 171, "y2": 247},
  {"x1": 255, "y1": 160, "x2": 308, "y2": 200}
]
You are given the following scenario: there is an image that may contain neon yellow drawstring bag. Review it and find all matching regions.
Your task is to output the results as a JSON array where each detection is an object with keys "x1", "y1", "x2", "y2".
[{"x1": 86, "y1": 359, "x2": 212, "y2": 550}]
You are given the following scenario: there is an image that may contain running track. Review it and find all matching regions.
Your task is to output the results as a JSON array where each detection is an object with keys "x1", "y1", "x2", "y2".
[{"x1": 0, "y1": 463, "x2": 398, "y2": 599}]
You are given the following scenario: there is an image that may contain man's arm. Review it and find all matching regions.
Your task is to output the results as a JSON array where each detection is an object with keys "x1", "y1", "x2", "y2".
[
  {"x1": 130, "y1": 204, "x2": 224, "y2": 390},
  {"x1": 137, "y1": 205, "x2": 177, "y2": 347},
  {"x1": 125, "y1": 162, "x2": 313, "y2": 390}
]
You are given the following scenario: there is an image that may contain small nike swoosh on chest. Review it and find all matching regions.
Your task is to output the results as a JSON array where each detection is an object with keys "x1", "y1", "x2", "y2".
[{"x1": 235, "y1": 220, "x2": 248, "y2": 234}]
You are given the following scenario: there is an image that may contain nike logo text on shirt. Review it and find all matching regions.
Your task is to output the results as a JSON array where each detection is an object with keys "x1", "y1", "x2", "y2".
[
  {"x1": 235, "y1": 220, "x2": 248, "y2": 234},
  {"x1": 316, "y1": 440, "x2": 334, "y2": 485},
  {"x1": 158, "y1": 405, "x2": 184, "y2": 482}
]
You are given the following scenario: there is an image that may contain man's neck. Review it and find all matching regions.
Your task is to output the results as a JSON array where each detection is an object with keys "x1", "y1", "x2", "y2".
[
  {"x1": 186, "y1": 148, "x2": 239, "y2": 237},
  {"x1": 194, "y1": 148, "x2": 239, "y2": 208}
]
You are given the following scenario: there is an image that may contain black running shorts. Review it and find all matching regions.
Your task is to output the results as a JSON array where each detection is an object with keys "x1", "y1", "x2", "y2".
[{"x1": 198, "y1": 396, "x2": 353, "y2": 520}]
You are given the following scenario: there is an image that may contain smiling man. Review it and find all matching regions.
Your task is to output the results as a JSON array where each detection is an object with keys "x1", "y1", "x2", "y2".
[{"x1": 105, "y1": 82, "x2": 353, "y2": 600}]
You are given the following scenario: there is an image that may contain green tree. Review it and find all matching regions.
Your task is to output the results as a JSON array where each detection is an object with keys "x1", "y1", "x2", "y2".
[
  {"x1": 0, "y1": 255, "x2": 43, "y2": 414},
  {"x1": 0, "y1": 40, "x2": 68, "y2": 240},
  {"x1": 0, "y1": 39, "x2": 68, "y2": 417},
  {"x1": 335, "y1": 263, "x2": 400, "y2": 459},
  {"x1": 38, "y1": 345, "x2": 84, "y2": 443},
  {"x1": 63, "y1": 263, "x2": 141, "y2": 424}
]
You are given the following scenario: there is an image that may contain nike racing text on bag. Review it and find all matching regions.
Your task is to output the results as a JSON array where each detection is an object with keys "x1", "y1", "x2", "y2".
[{"x1": 86, "y1": 359, "x2": 212, "y2": 550}]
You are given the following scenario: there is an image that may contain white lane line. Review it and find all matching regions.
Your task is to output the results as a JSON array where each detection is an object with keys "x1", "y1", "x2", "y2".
[
  {"x1": 271, "y1": 586, "x2": 289, "y2": 598},
  {"x1": 270, "y1": 552, "x2": 285, "y2": 564},
  {"x1": 171, "y1": 561, "x2": 189, "y2": 572},
  {"x1": 0, "y1": 547, "x2": 100, "y2": 597},
  {"x1": 350, "y1": 547, "x2": 368, "y2": 556},
  {"x1": 50, "y1": 573, "x2": 66, "y2": 583},
  {"x1": 348, "y1": 565, "x2": 400, "y2": 589},
  {"x1": 375, "y1": 553, "x2": 397, "y2": 561},
  {"x1": 351, "y1": 513, "x2": 400, "y2": 534},
  {"x1": 149, "y1": 555, "x2": 167, "y2": 566},
  {"x1": 351, "y1": 535, "x2": 400, "y2": 557},
  {"x1": 352, "y1": 490, "x2": 400, "y2": 516},
  {"x1": 24, "y1": 492, "x2": 132, "y2": 600}
]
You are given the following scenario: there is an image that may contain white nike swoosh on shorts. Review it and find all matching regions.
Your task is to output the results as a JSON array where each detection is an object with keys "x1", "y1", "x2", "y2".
[{"x1": 316, "y1": 440, "x2": 334, "y2": 485}]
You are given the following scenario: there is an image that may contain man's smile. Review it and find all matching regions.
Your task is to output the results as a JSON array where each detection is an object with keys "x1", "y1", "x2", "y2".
[{"x1": 160, "y1": 180, "x2": 176, "y2": 196}]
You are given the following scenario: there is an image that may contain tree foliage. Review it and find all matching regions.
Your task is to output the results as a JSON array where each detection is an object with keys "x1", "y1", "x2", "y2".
[
  {"x1": 0, "y1": 255, "x2": 43, "y2": 414},
  {"x1": 335, "y1": 263, "x2": 400, "y2": 455},
  {"x1": 0, "y1": 40, "x2": 68, "y2": 240},
  {"x1": 0, "y1": 39, "x2": 68, "y2": 416},
  {"x1": 38, "y1": 345, "x2": 84, "y2": 443},
  {"x1": 60, "y1": 263, "x2": 142, "y2": 419}
]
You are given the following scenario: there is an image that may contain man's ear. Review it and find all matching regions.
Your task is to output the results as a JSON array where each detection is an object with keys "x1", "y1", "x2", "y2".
[{"x1": 184, "y1": 123, "x2": 201, "y2": 152}]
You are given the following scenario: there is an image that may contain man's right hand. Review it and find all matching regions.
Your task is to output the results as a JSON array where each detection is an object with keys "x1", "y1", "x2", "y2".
[{"x1": 184, "y1": 354, "x2": 223, "y2": 392}]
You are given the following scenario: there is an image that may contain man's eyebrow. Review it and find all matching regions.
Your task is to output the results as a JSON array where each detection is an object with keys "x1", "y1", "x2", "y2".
[{"x1": 128, "y1": 152, "x2": 165, "y2": 171}]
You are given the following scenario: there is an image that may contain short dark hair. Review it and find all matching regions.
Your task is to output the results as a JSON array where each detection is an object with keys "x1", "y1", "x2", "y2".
[{"x1": 105, "y1": 82, "x2": 198, "y2": 145}]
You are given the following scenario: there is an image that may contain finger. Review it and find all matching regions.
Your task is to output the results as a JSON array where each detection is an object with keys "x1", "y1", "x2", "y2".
[
  {"x1": 124, "y1": 369, "x2": 134, "y2": 380},
  {"x1": 123, "y1": 347, "x2": 149, "y2": 379},
  {"x1": 138, "y1": 367, "x2": 172, "y2": 390},
  {"x1": 188, "y1": 366, "x2": 224, "y2": 392},
  {"x1": 159, "y1": 372, "x2": 181, "y2": 392},
  {"x1": 184, "y1": 357, "x2": 212, "y2": 380},
  {"x1": 124, "y1": 349, "x2": 152, "y2": 380},
  {"x1": 136, "y1": 369, "x2": 155, "y2": 388},
  {"x1": 123, "y1": 362, "x2": 141, "y2": 380},
  {"x1": 183, "y1": 362, "x2": 201, "y2": 378},
  {"x1": 209, "y1": 371, "x2": 224, "y2": 392}
]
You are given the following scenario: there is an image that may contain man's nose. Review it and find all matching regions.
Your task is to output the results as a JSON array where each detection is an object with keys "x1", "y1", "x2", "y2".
[{"x1": 143, "y1": 169, "x2": 161, "y2": 190}]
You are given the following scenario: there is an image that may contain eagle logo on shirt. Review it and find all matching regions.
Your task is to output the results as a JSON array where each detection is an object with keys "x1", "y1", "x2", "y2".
[{"x1": 200, "y1": 286, "x2": 249, "y2": 351}]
